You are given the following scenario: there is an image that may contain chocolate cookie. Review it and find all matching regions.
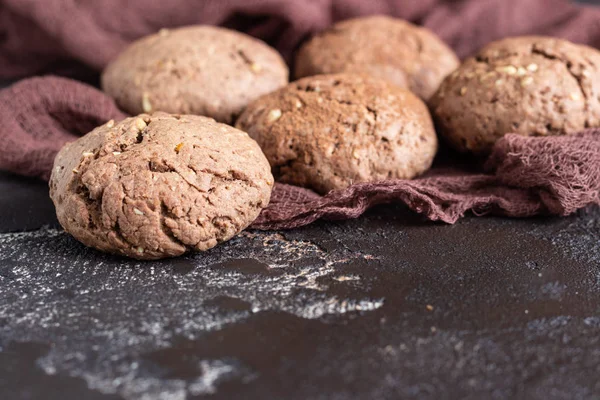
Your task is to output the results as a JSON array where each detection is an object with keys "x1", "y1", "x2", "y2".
[
  {"x1": 430, "y1": 36, "x2": 600, "y2": 154},
  {"x1": 236, "y1": 74, "x2": 438, "y2": 194},
  {"x1": 102, "y1": 26, "x2": 288, "y2": 124},
  {"x1": 294, "y1": 16, "x2": 459, "y2": 100},
  {"x1": 49, "y1": 113, "x2": 273, "y2": 260}
]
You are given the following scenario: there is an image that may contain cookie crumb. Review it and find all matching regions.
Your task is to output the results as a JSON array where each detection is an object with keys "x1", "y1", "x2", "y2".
[
  {"x1": 142, "y1": 93, "x2": 153, "y2": 113},
  {"x1": 480, "y1": 72, "x2": 496, "y2": 82},
  {"x1": 135, "y1": 118, "x2": 147, "y2": 131},
  {"x1": 250, "y1": 63, "x2": 262, "y2": 73},
  {"x1": 496, "y1": 65, "x2": 517, "y2": 75},
  {"x1": 267, "y1": 109, "x2": 282, "y2": 123},
  {"x1": 520, "y1": 76, "x2": 534, "y2": 86},
  {"x1": 426, "y1": 304, "x2": 434, "y2": 311}
]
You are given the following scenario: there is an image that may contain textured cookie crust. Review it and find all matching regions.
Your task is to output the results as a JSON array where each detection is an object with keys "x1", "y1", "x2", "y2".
[
  {"x1": 102, "y1": 26, "x2": 289, "y2": 124},
  {"x1": 236, "y1": 73, "x2": 438, "y2": 194},
  {"x1": 430, "y1": 36, "x2": 600, "y2": 154},
  {"x1": 49, "y1": 113, "x2": 273, "y2": 260},
  {"x1": 294, "y1": 16, "x2": 459, "y2": 100}
]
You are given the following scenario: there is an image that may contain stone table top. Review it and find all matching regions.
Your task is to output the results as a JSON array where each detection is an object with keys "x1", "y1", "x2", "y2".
[{"x1": 0, "y1": 171, "x2": 599, "y2": 399}]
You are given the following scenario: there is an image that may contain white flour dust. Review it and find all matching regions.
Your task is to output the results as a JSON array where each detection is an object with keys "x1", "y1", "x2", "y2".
[{"x1": 0, "y1": 227, "x2": 384, "y2": 400}]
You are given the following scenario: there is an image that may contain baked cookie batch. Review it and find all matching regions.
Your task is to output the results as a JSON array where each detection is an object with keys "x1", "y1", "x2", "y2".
[{"x1": 50, "y1": 18, "x2": 600, "y2": 259}]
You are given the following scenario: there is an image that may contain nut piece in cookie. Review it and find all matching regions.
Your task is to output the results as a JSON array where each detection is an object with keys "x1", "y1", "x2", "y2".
[
  {"x1": 236, "y1": 73, "x2": 438, "y2": 194},
  {"x1": 49, "y1": 113, "x2": 274, "y2": 260},
  {"x1": 102, "y1": 26, "x2": 289, "y2": 124},
  {"x1": 430, "y1": 36, "x2": 600, "y2": 154},
  {"x1": 295, "y1": 16, "x2": 459, "y2": 100}
]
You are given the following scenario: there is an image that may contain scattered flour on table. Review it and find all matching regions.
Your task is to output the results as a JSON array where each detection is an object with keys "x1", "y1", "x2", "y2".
[{"x1": 0, "y1": 227, "x2": 383, "y2": 400}]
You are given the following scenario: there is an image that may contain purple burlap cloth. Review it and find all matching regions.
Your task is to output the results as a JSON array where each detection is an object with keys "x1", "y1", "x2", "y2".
[{"x1": 1, "y1": 0, "x2": 600, "y2": 230}]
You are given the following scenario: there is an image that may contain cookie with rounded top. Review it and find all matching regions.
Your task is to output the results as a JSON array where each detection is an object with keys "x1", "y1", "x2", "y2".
[
  {"x1": 430, "y1": 36, "x2": 600, "y2": 154},
  {"x1": 50, "y1": 113, "x2": 273, "y2": 260},
  {"x1": 236, "y1": 73, "x2": 438, "y2": 194},
  {"x1": 295, "y1": 16, "x2": 459, "y2": 100},
  {"x1": 102, "y1": 26, "x2": 289, "y2": 124}
]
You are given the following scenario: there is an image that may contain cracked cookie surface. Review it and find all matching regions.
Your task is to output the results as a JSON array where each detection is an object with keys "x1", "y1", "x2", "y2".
[
  {"x1": 430, "y1": 36, "x2": 600, "y2": 154},
  {"x1": 49, "y1": 113, "x2": 274, "y2": 260},
  {"x1": 294, "y1": 16, "x2": 459, "y2": 100},
  {"x1": 101, "y1": 26, "x2": 288, "y2": 124},
  {"x1": 236, "y1": 73, "x2": 438, "y2": 194}
]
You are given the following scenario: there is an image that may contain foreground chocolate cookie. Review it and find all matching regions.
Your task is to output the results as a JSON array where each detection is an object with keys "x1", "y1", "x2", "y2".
[
  {"x1": 295, "y1": 16, "x2": 459, "y2": 100},
  {"x1": 49, "y1": 113, "x2": 273, "y2": 260},
  {"x1": 236, "y1": 74, "x2": 438, "y2": 194},
  {"x1": 102, "y1": 26, "x2": 288, "y2": 124},
  {"x1": 430, "y1": 36, "x2": 600, "y2": 154}
]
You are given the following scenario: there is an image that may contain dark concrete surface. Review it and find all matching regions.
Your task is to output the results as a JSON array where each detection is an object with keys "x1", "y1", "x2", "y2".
[{"x1": 0, "y1": 171, "x2": 599, "y2": 400}]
